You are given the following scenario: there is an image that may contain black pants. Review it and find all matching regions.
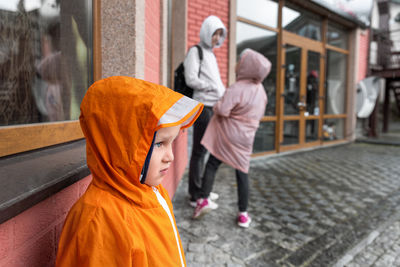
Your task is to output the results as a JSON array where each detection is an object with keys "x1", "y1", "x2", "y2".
[
  {"x1": 188, "y1": 106, "x2": 213, "y2": 201},
  {"x1": 200, "y1": 154, "x2": 249, "y2": 212}
]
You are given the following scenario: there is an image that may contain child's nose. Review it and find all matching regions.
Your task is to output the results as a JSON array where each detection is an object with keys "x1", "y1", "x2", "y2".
[{"x1": 165, "y1": 146, "x2": 174, "y2": 163}]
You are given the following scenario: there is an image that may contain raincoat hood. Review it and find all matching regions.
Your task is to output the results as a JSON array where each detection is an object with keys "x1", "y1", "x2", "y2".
[
  {"x1": 236, "y1": 49, "x2": 271, "y2": 83},
  {"x1": 80, "y1": 76, "x2": 203, "y2": 207},
  {"x1": 199, "y1": 15, "x2": 227, "y2": 48}
]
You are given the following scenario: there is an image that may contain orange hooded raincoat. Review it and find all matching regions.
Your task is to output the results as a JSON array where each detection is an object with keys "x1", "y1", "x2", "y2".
[{"x1": 55, "y1": 76, "x2": 203, "y2": 267}]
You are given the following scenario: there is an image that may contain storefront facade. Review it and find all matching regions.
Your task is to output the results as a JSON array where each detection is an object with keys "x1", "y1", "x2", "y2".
[
  {"x1": 0, "y1": 0, "x2": 369, "y2": 266},
  {"x1": 232, "y1": 0, "x2": 366, "y2": 155},
  {"x1": 176, "y1": 0, "x2": 369, "y2": 156}
]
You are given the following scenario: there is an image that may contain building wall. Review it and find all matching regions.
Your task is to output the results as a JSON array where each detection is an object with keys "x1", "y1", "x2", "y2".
[
  {"x1": 187, "y1": 0, "x2": 230, "y2": 86},
  {"x1": 0, "y1": 176, "x2": 91, "y2": 267},
  {"x1": 145, "y1": 0, "x2": 161, "y2": 83},
  {"x1": 101, "y1": 0, "x2": 139, "y2": 78},
  {"x1": 358, "y1": 29, "x2": 370, "y2": 82},
  {"x1": 390, "y1": 3, "x2": 400, "y2": 52}
]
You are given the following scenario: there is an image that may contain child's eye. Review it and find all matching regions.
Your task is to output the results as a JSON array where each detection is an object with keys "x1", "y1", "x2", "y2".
[{"x1": 154, "y1": 142, "x2": 163, "y2": 148}]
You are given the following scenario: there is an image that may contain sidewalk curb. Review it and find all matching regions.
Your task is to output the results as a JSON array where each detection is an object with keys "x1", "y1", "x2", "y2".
[
  {"x1": 250, "y1": 141, "x2": 351, "y2": 162},
  {"x1": 333, "y1": 211, "x2": 400, "y2": 267},
  {"x1": 355, "y1": 139, "x2": 400, "y2": 146}
]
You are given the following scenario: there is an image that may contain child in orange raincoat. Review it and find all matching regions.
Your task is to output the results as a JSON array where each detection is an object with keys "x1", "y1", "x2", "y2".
[{"x1": 55, "y1": 76, "x2": 203, "y2": 267}]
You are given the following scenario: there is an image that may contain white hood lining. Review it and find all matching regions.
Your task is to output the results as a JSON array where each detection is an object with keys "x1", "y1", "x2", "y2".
[{"x1": 157, "y1": 95, "x2": 201, "y2": 128}]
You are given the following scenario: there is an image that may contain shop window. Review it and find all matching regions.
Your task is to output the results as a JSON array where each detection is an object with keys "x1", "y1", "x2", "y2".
[
  {"x1": 323, "y1": 118, "x2": 344, "y2": 141},
  {"x1": 327, "y1": 22, "x2": 349, "y2": 49},
  {"x1": 283, "y1": 45, "x2": 301, "y2": 116},
  {"x1": 236, "y1": 22, "x2": 277, "y2": 116},
  {"x1": 306, "y1": 51, "x2": 320, "y2": 116},
  {"x1": 305, "y1": 119, "x2": 319, "y2": 142},
  {"x1": 253, "y1": 121, "x2": 275, "y2": 152},
  {"x1": 325, "y1": 50, "x2": 347, "y2": 115},
  {"x1": 0, "y1": 0, "x2": 93, "y2": 156},
  {"x1": 282, "y1": 120, "x2": 299, "y2": 145},
  {"x1": 237, "y1": 0, "x2": 278, "y2": 28},
  {"x1": 282, "y1": 3, "x2": 322, "y2": 41}
]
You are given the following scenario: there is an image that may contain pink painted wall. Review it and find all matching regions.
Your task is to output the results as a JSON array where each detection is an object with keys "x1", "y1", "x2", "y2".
[
  {"x1": 0, "y1": 176, "x2": 91, "y2": 267},
  {"x1": 145, "y1": 0, "x2": 161, "y2": 83},
  {"x1": 187, "y1": 0, "x2": 230, "y2": 87},
  {"x1": 143, "y1": 0, "x2": 187, "y2": 197},
  {"x1": 358, "y1": 30, "x2": 370, "y2": 82}
]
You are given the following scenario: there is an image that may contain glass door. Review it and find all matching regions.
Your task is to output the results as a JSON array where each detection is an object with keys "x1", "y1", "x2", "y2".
[
  {"x1": 305, "y1": 50, "x2": 321, "y2": 143},
  {"x1": 279, "y1": 32, "x2": 324, "y2": 151},
  {"x1": 282, "y1": 44, "x2": 301, "y2": 146}
]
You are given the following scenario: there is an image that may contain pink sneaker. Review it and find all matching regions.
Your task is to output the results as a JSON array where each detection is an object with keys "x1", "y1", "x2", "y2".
[
  {"x1": 190, "y1": 197, "x2": 218, "y2": 209},
  {"x1": 237, "y1": 212, "x2": 252, "y2": 228},
  {"x1": 192, "y1": 198, "x2": 212, "y2": 219},
  {"x1": 189, "y1": 192, "x2": 218, "y2": 208}
]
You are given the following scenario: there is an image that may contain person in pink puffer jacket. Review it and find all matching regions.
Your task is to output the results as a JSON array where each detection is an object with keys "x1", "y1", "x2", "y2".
[{"x1": 192, "y1": 49, "x2": 271, "y2": 228}]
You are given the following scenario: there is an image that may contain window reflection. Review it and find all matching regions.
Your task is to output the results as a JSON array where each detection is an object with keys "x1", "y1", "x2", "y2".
[
  {"x1": 282, "y1": 4, "x2": 322, "y2": 41},
  {"x1": 253, "y1": 121, "x2": 275, "y2": 152},
  {"x1": 237, "y1": 0, "x2": 278, "y2": 28},
  {"x1": 284, "y1": 45, "x2": 301, "y2": 115},
  {"x1": 306, "y1": 119, "x2": 319, "y2": 142},
  {"x1": 283, "y1": 120, "x2": 299, "y2": 145},
  {"x1": 323, "y1": 119, "x2": 344, "y2": 141},
  {"x1": 306, "y1": 51, "x2": 320, "y2": 116},
  {"x1": 0, "y1": 0, "x2": 92, "y2": 126},
  {"x1": 236, "y1": 21, "x2": 277, "y2": 115},
  {"x1": 325, "y1": 50, "x2": 347, "y2": 114},
  {"x1": 327, "y1": 22, "x2": 348, "y2": 49}
]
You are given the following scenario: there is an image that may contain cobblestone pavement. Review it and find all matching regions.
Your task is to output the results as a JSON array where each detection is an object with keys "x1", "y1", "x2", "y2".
[
  {"x1": 342, "y1": 217, "x2": 400, "y2": 267},
  {"x1": 172, "y1": 143, "x2": 400, "y2": 266}
]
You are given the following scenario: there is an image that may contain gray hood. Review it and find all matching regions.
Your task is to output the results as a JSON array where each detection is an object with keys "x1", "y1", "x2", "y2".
[{"x1": 199, "y1": 15, "x2": 227, "y2": 48}]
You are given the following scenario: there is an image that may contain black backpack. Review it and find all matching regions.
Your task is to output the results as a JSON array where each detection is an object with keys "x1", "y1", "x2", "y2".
[{"x1": 173, "y1": 45, "x2": 203, "y2": 98}]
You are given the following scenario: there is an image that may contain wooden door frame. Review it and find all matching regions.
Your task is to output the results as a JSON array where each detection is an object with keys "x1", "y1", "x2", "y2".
[{"x1": 278, "y1": 30, "x2": 325, "y2": 152}]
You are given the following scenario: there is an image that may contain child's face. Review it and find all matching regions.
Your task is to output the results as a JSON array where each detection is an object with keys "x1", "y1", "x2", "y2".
[
  {"x1": 212, "y1": 29, "x2": 223, "y2": 47},
  {"x1": 144, "y1": 125, "x2": 181, "y2": 187}
]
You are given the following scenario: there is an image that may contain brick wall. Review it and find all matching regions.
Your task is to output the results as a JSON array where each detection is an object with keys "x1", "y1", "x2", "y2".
[
  {"x1": 187, "y1": 0, "x2": 230, "y2": 86},
  {"x1": 145, "y1": 0, "x2": 161, "y2": 83},
  {"x1": 358, "y1": 30, "x2": 370, "y2": 82},
  {"x1": 0, "y1": 176, "x2": 91, "y2": 267}
]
